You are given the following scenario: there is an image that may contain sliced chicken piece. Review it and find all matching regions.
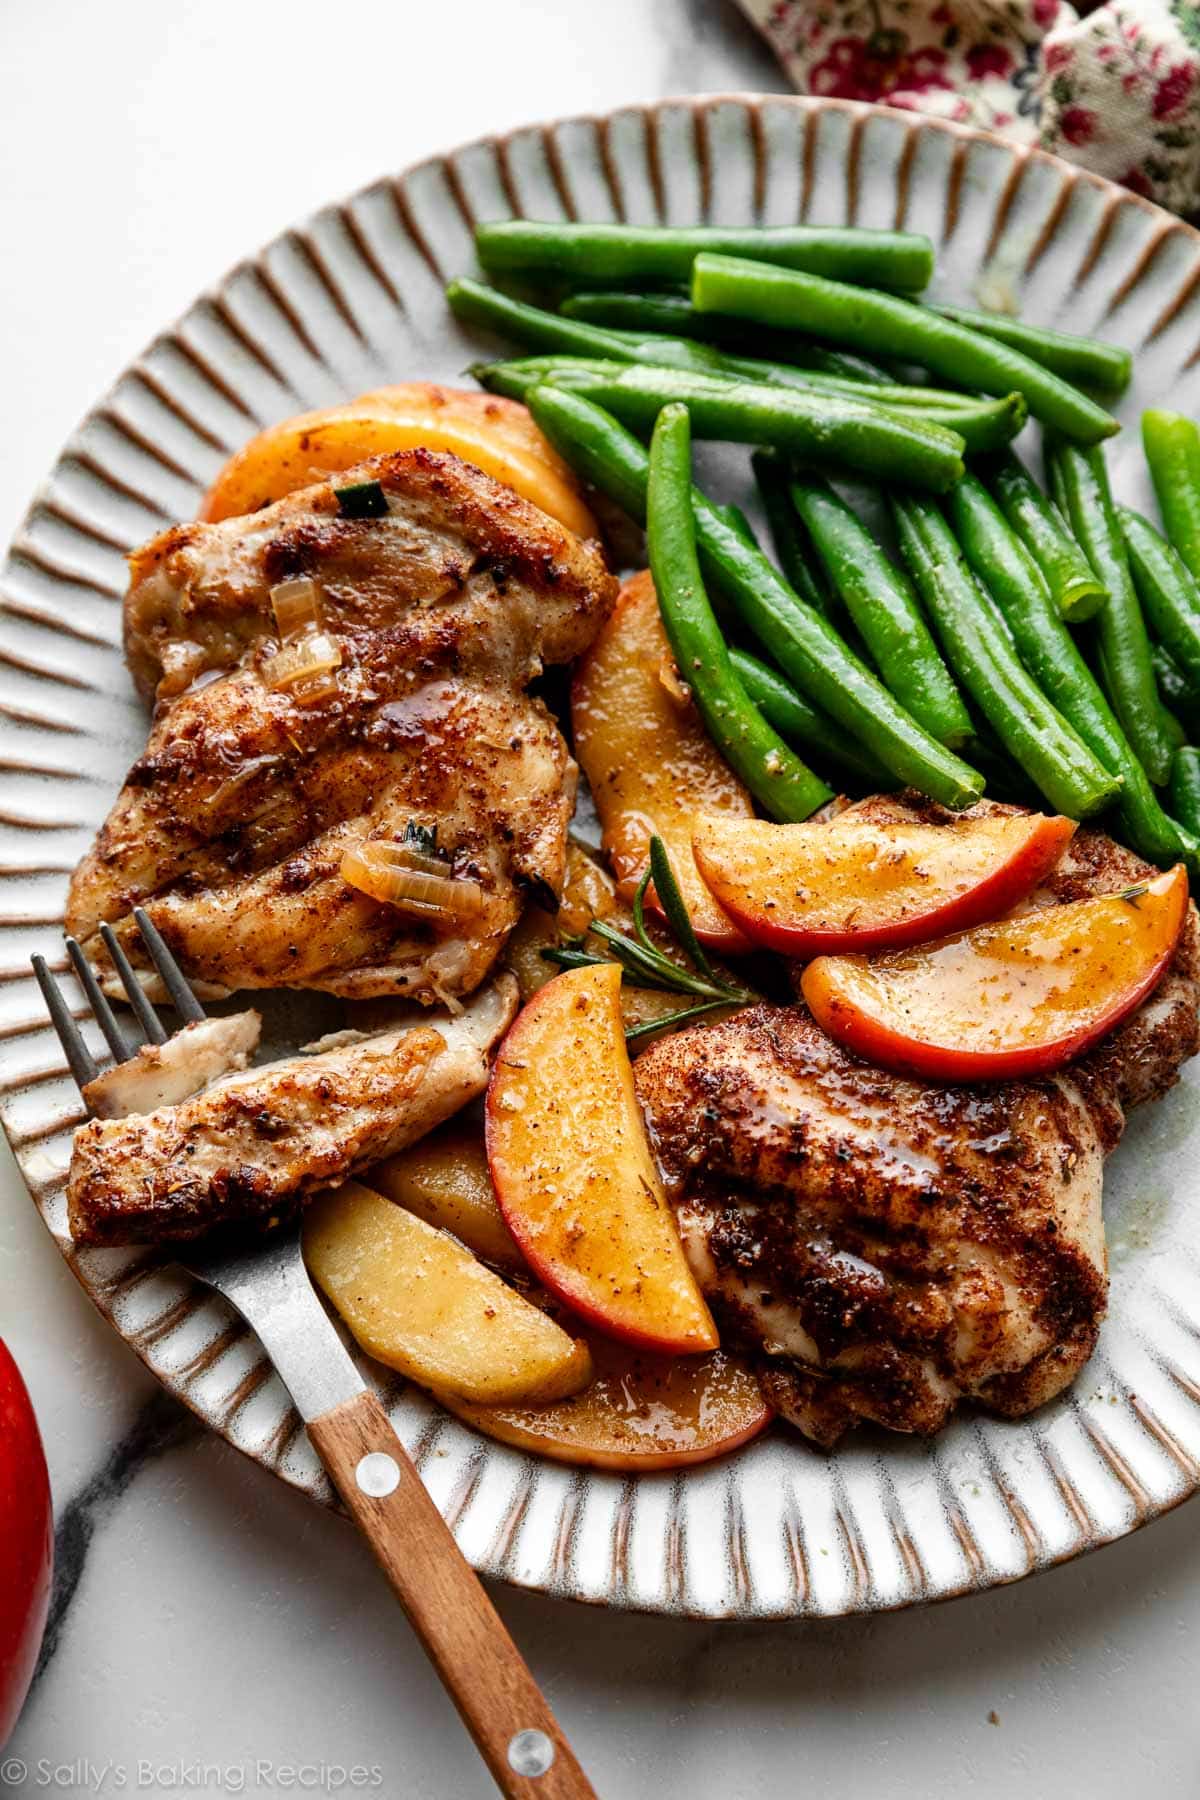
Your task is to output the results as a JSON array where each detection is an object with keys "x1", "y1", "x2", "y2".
[
  {"x1": 81, "y1": 1011, "x2": 261, "y2": 1119},
  {"x1": 67, "y1": 451, "x2": 616, "y2": 1003},
  {"x1": 635, "y1": 806, "x2": 1200, "y2": 1446},
  {"x1": 67, "y1": 977, "x2": 516, "y2": 1246}
]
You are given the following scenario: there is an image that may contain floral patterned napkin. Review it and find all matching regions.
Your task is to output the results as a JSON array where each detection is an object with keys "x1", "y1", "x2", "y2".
[{"x1": 737, "y1": 0, "x2": 1200, "y2": 215}]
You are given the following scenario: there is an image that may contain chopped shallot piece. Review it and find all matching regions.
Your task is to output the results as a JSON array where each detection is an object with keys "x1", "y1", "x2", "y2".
[
  {"x1": 270, "y1": 576, "x2": 324, "y2": 640},
  {"x1": 341, "y1": 840, "x2": 487, "y2": 920},
  {"x1": 262, "y1": 630, "x2": 343, "y2": 700}
]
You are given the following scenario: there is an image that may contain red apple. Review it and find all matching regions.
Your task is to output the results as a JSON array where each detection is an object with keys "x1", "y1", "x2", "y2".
[
  {"x1": 486, "y1": 963, "x2": 719, "y2": 1355},
  {"x1": 437, "y1": 1339, "x2": 772, "y2": 1472},
  {"x1": 0, "y1": 1339, "x2": 52, "y2": 1746},
  {"x1": 692, "y1": 809, "x2": 1076, "y2": 957},
  {"x1": 802, "y1": 865, "x2": 1189, "y2": 1082}
]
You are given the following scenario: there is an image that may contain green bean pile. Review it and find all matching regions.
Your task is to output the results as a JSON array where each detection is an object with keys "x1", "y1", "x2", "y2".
[{"x1": 448, "y1": 217, "x2": 1200, "y2": 879}]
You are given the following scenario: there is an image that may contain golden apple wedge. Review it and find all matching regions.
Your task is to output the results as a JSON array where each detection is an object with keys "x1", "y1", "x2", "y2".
[
  {"x1": 200, "y1": 383, "x2": 598, "y2": 538},
  {"x1": 572, "y1": 570, "x2": 752, "y2": 950},
  {"x1": 367, "y1": 1121, "x2": 524, "y2": 1273},
  {"x1": 303, "y1": 1180, "x2": 591, "y2": 1403}
]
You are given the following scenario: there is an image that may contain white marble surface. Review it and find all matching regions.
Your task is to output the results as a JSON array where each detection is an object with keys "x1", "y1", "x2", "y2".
[{"x1": 4, "y1": 3, "x2": 1200, "y2": 1795}]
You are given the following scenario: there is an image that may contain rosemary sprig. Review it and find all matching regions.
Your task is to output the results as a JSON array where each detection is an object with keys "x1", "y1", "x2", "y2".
[
  {"x1": 540, "y1": 835, "x2": 755, "y2": 1037},
  {"x1": 623, "y1": 998, "x2": 741, "y2": 1045},
  {"x1": 647, "y1": 834, "x2": 719, "y2": 985}
]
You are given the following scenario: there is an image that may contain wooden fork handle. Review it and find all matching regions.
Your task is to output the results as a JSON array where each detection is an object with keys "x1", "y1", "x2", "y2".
[{"x1": 308, "y1": 1389, "x2": 597, "y2": 1799}]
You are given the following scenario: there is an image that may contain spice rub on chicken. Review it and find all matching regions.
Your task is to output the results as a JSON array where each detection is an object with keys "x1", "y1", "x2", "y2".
[
  {"x1": 68, "y1": 978, "x2": 517, "y2": 1246},
  {"x1": 634, "y1": 804, "x2": 1200, "y2": 1447},
  {"x1": 66, "y1": 450, "x2": 616, "y2": 1004}
]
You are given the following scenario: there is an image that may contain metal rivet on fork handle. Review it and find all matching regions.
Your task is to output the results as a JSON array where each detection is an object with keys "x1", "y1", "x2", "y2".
[
  {"x1": 355, "y1": 1452, "x2": 400, "y2": 1497},
  {"x1": 508, "y1": 1731, "x2": 556, "y2": 1778}
]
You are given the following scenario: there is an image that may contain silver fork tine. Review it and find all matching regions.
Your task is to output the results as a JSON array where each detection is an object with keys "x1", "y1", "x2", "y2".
[
  {"x1": 99, "y1": 922, "x2": 168, "y2": 1045},
  {"x1": 66, "y1": 936, "x2": 132, "y2": 1062},
  {"x1": 132, "y1": 907, "x2": 205, "y2": 1024},
  {"x1": 32, "y1": 954, "x2": 99, "y2": 1090}
]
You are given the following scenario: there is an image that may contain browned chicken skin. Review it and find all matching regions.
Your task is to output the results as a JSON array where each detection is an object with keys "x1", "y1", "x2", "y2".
[
  {"x1": 67, "y1": 450, "x2": 616, "y2": 1003},
  {"x1": 635, "y1": 799, "x2": 1200, "y2": 1446}
]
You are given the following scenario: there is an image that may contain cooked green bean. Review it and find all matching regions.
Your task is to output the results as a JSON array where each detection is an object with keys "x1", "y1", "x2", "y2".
[
  {"x1": 475, "y1": 220, "x2": 935, "y2": 291},
  {"x1": 455, "y1": 281, "x2": 934, "y2": 402},
  {"x1": 690, "y1": 255, "x2": 1118, "y2": 444},
  {"x1": 751, "y1": 449, "x2": 830, "y2": 615},
  {"x1": 466, "y1": 306, "x2": 1023, "y2": 454},
  {"x1": 474, "y1": 354, "x2": 615, "y2": 403},
  {"x1": 562, "y1": 290, "x2": 1020, "y2": 425},
  {"x1": 616, "y1": 343, "x2": 1026, "y2": 453},
  {"x1": 645, "y1": 404, "x2": 832, "y2": 820},
  {"x1": 479, "y1": 357, "x2": 967, "y2": 490},
  {"x1": 788, "y1": 473, "x2": 971, "y2": 748},
  {"x1": 1143, "y1": 410, "x2": 1200, "y2": 585},
  {"x1": 1170, "y1": 746, "x2": 1200, "y2": 838},
  {"x1": 713, "y1": 501, "x2": 759, "y2": 548},
  {"x1": 1047, "y1": 441, "x2": 1174, "y2": 786},
  {"x1": 561, "y1": 290, "x2": 895, "y2": 381},
  {"x1": 526, "y1": 383, "x2": 984, "y2": 807},
  {"x1": 929, "y1": 304, "x2": 1132, "y2": 395},
  {"x1": 1120, "y1": 506, "x2": 1200, "y2": 692},
  {"x1": 455, "y1": 279, "x2": 768, "y2": 382},
  {"x1": 891, "y1": 492, "x2": 1121, "y2": 818},
  {"x1": 448, "y1": 278, "x2": 630, "y2": 359},
  {"x1": 983, "y1": 448, "x2": 1107, "y2": 622},
  {"x1": 1161, "y1": 700, "x2": 1188, "y2": 752},
  {"x1": 1153, "y1": 644, "x2": 1200, "y2": 733},
  {"x1": 729, "y1": 646, "x2": 888, "y2": 784},
  {"x1": 949, "y1": 472, "x2": 1198, "y2": 869}
]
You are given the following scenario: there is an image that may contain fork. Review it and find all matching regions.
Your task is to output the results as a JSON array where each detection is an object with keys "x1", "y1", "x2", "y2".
[{"x1": 32, "y1": 913, "x2": 597, "y2": 1800}]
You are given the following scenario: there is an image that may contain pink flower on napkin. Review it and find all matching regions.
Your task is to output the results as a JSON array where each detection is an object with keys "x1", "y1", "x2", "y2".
[
  {"x1": 1154, "y1": 62, "x2": 1195, "y2": 119},
  {"x1": 738, "y1": 0, "x2": 1200, "y2": 215},
  {"x1": 1058, "y1": 104, "x2": 1098, "y2": 144}
]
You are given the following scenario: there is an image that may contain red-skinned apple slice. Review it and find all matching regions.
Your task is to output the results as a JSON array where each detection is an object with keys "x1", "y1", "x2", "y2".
[
  {"x1": 486, "y1": 962, "x2": 719, "y2": 1354},
  {"x1": 436, "y1": 1340, "x2": 772, "y2": 1472},
  {"x1": 802, "y1": 865, "x2": 1189, "y2": 1082},
  {"x1": 692, "y1": 809, "x2": 1077, "y2": 956}
]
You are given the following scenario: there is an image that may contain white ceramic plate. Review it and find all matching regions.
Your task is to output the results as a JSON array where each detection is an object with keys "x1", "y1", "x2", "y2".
[{"x1": 6, "y1": 95, "x2": 1200, "y2": 1619}]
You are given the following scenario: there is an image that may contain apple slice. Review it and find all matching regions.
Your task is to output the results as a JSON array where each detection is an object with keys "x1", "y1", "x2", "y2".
[
  {"x1": 437, "y1": 1340, "x2": 772, "y2": 1472},
  {"x1": 303, "y1": 1181, "x2": 592, "y2": 1403},
  {"x1": 486, "y1": 962, "x2": 719, "y2": 1354},
  {"x1": 367, "y1": 1120, "x2": 524, "y2": 1272},
  {"x1": 802, "y1": 865, "x2": 1189, "y2": 1082},
  {"x1": 693, "y1": 809, "x2": 1076, "y2": 956},
  {"x1": 572, "y1": 569, "x2": 752, "y2": 950},
  {"x1": 200, "y1": 383, "x2": 598, "y2": 538}
]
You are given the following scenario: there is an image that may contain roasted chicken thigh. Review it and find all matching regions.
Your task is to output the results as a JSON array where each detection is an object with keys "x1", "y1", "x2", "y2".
[
  {"x1": 67, "y1": 450, "x2": 616, "y2": 1003},
  {"x1": 635, "y1": 804, "x2": 1200, "y2": 1445}
]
